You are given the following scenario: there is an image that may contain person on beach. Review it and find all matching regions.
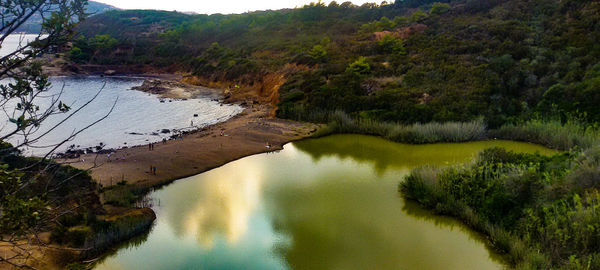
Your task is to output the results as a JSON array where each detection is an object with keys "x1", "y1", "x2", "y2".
[{"x1": 153, "y1": 166, "x2": 157, "y2": 175}]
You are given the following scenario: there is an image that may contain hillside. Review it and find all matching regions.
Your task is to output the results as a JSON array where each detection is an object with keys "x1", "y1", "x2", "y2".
[
  {"x1": 73, "y1": 0, "x2": 600, "y2": 128},
  {"x1": 15, "y1": 1, "x2": 117, "y2": 33},
  {"x1": 30, "y1": 1, "x2": 600, "y2": 268}
]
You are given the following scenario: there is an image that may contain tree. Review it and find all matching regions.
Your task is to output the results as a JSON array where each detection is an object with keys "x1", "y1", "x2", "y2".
[
  {"x1": 308, "y1": 44, "x2": 328, "y2": 63},
  {"x1": 394, "y1": 0, "x2": 449, "y2": 8},
  {"x1": 376, "y1": 16, "x2": 394, "y2": 30},
  {"x1": 1, "y1": 0, "x2": 88, "y2": 153},
  {"x1": 410, "y1": 10, "x2": 429, "y2": 22},
  {"x1": 430, "y1": 2, "x2": 451, "y2": 15},
  {"x1": 346, "y1": 56, "x2": 371, "y2": 77},
  {"x1": 88, "y1": 34, "x2": 117, "y2": 62},
  {"x1": 378, "y1": 34, "x2": 407, "y2": 55},
  {"x1": 0, "y1": 1, "x2": 113, "y2": 268}
]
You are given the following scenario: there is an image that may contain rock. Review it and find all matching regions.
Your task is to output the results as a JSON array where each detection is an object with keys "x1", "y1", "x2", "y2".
[{"x1": 131, "y1": 79, "x2": 188, "y2": 95}]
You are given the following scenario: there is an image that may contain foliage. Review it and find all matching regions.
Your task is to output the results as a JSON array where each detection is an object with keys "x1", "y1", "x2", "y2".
[
  {"x1": 76, "y1": 1, "x2": 600, "y2": 129},
  {"x1": 377, "y1": 34, "x2": 407, "y2": 55},
  {"x1": 0, "y1": 0, "x2": 117, "y2": 268},
  {"x1": 50, "y1": 1, "x2": 600, "y2": 268},
  {"x1": 490, "y1": 118, "x2": 600, "y2": 150},
  {"x1": 537, "y1": 63, "x2": 600, "y2": 123},
  {"x1": 346, "y1": 56, "x2": 371, "y2": 77},
  {"x1": 306, "y1": 110, "x2": 486, "y2": 144},
  {"x1": 308, "y1": 44, "x2": 328, "y2": 63},
  {"x1": 10, "y1": 1, "x2": 115, "y2": 33},
  {"x1": 101, "y1": 184, "x2": 151, "y2": 207},
  {"x1": 429, "y1": 2, "x2": 451, "y2": 15},
  {"x1": 0, "y1": 166, "x2": 48, "y2": 237},
  {"x1": 51, "y1": 208, "x2": 155, "y2": 258},
  {"x1": 0, "y1": 143, "x2": 102, "y2": 266},
  {"x1": 401, "y1": 147, "x2": 600, "y2": 268}
]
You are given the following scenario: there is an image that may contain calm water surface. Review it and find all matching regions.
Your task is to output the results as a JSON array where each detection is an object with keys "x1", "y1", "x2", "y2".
[
  {"x1": 0, "y1": 34, "x2": 41, "y2": 57},
  {"x1": 0, "y1": 76, "x2": 242, "y2": 155},
  {"x1": 95, "y1": 135, "x2": 557, "y2": 270},
  {"x1": 1, "y1": 34, "x2": 242, "y2": 155}
]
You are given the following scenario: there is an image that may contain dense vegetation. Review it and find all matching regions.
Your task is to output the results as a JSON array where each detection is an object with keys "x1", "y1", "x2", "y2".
[
  {"x1": 402, "y1": 146, "x2": 600, "y2": 269},
  {"x1": 69, "y1": 1, "x2": 600, "y2": 268},
  {"x1": 74, "y1": 0, "x2": 599, "y2": 129},
  {"x1": 0, "y1": 143, "x2": 108, "y2": 260},
  {"x1": 0, "y1": 1, "x2": 155, "y2": 267},
  {"x1": 0, "y1": 143, "x2": 101, "y2": 235}
]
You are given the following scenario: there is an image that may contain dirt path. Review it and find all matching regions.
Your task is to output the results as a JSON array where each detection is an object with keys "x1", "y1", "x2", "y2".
[{"x1": 65, "y1": 105, "x2": 318, "y2": 188}]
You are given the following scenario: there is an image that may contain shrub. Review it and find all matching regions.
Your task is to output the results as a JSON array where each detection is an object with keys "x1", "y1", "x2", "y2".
[
  {"x1": 430, "y1": 2, "x2": 451, "y2": 15},
  {"x1": 346, "y1": 57, "x2": 371, "y2": 77},
  {"x1": 315, "y1": 111, "x2": 486, "y2": 144},
  {"x1": 377, "y1": 35, "x2": 407, "y2": 55},
  {"x1": 490, "y1": 119, "x2": 600, "y2": 150},
  {"x1": 65, "y1": 226, "x2": 94, "y2": 248},
  {"x1": 82, "y1": 208, "x2": 156, "y2": 256},
  {"x1": 401, "y1": 148, "x2": 600, "y2": 268},
  {"x1": 102, "y1": 185, "x2": 150, "y2": 207},
  {"x1": 567, "y1": 146, "x2": 600, "y2": 191}
]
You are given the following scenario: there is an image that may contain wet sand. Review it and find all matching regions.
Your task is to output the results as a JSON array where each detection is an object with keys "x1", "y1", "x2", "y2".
[{"x1": 65, "y1": 105, "x2": 318, "y2": 188}]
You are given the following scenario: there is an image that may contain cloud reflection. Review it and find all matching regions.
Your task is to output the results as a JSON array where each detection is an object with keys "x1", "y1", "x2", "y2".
[{"x1": 160, "y1": 158, "x2": 265, "y2": 248}]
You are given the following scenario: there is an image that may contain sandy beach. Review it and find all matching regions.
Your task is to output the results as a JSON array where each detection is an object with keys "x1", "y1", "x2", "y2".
[{"x1": 65, "y1": 104, "x2": 317, "y2": 188}]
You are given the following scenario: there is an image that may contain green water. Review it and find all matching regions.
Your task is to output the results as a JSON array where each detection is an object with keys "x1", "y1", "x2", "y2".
[{"x1": 95, "y1": 135, "x2": 557, "y2": 270}]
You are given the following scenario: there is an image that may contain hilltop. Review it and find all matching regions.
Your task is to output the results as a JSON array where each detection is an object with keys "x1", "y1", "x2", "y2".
[
  {"x1": 71, "y1": 0, "x2": 599, "y2": 128},
  {"x1": 14, "y1": 1, "x2": 117, "y2": 33}
]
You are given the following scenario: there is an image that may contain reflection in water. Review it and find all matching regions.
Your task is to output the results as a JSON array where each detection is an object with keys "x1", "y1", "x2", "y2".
[
  {"x1": 95, "y1": 135, "x2": 556, "y2": 270},
  {"x1": 160, "y1": 159, "x2": 265, "y2": 247},
  {"x1": 295, "y1": 135, "x2": 556, "y2": 175}
]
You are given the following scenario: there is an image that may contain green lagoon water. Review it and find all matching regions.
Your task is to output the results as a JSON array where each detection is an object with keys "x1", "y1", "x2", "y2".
[{"x1": 95, "y1": 135, "x2": 557, "y2": 270}]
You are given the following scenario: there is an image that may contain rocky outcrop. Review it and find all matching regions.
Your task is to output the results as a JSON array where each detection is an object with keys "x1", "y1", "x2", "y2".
[
  {"x1": 131, "y1": 79, "x2": 187, "y2": 95},
  {"x1": 373, "y1": 24, "x2": 428, "y2": 40}
]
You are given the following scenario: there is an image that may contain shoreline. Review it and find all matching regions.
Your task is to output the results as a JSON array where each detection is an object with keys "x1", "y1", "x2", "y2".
[
  {"x1": 44, "y1": 68, "x2": 318, "y2": 268},
  {"x1": 54, "y1": 67, "x2": 320, "y2": 189},
  {"x1": 63, "y1": 104, "x2": 318, "y2": 190}
]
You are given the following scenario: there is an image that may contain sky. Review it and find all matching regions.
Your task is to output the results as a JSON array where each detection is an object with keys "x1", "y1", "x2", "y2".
[{"x1": 93, "y1": 0, "x2": 378, "y2": 15}]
